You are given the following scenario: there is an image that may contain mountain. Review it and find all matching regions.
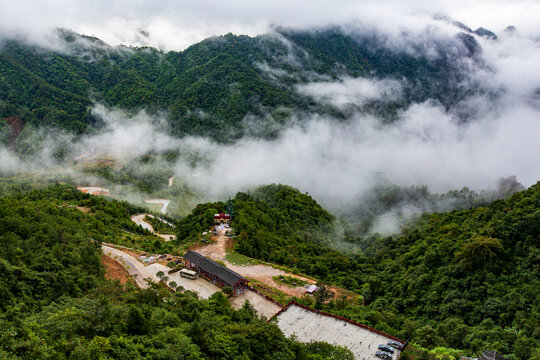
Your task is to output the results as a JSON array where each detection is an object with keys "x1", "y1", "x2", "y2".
[{"x1": 1, "y1": 24, "x2": 492, "y2": 146}]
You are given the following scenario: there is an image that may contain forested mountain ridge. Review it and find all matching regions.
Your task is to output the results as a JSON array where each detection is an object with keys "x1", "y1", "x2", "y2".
[
  {"x1": 1, "y1": 24, "x2": 490, "y2": 144},
  {"x1": 176, "y1": 183, "x2": 539, "y2": 359}
]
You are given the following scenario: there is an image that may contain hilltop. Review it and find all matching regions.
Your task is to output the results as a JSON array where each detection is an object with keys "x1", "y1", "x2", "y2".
[{"x1": 175, "y1": 182, "x2": 539, "y2": 358}]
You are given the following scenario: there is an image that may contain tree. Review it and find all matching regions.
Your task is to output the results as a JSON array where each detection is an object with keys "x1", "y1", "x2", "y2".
[
  {"x1": 314, "y1": 283, "x2": 334, "y2": 309},
  {"x1": 222, "y1": 286, "x2": 233, "y2": 296},
  {"x1": 456, "y1": 235, "x2": 503, "y2": 270},
  {"x1": 156, "y1": 271, "x2": 164, "y2": 280},
  {"x1": 126, "y1": 305, "x2": 148, "y2": 335}
]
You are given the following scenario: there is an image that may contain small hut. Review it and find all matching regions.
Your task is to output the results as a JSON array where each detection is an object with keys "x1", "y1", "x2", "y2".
[{"x1": 214, "y1": 212, "x2": 231, "y2": 224}]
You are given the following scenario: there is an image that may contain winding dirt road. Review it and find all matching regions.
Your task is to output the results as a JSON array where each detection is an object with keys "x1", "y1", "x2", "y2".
[
  {"x1": 77, "y1": 186, "x2": 110, "y2": 196},
  {"x1": 131, "y1": 214, "x2": 176, "y2": 241}
]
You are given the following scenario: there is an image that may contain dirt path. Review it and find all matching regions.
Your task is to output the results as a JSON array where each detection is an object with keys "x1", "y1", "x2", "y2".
[
  {"x1": 231, "y1": 264, "x2": 314, "y2": 297},
  {"x1": 196, "y1": 226, "x2": 229, "y2": 259},
  {"x1": 195, "y1": 228, "x2": 315, "y2": 297},
  {"x1": 77, "y1": 186, "x2": 110, "y2": 196}
]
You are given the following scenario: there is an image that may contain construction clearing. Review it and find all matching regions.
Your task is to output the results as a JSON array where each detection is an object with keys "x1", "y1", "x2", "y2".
[{"x1": 274, "y1": 301, "x2": 405, "y2": 360}]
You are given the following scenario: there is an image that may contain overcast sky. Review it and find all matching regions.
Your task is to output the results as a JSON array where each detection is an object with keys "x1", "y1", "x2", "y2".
[{"x1": 1, "y1": 0, "x2": 539, "y2": 50}]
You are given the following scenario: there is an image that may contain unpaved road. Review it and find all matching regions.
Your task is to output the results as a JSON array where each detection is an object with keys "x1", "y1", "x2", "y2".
[
  {"x1": 195, "y1": 228, "x2": 314, "y2": 298},
  {"x1": 196, "y1": 226, "x2": 230, "y2": 259},
  {"x1": 131, "y1": 214, "x2": 176, "y2": 241}
]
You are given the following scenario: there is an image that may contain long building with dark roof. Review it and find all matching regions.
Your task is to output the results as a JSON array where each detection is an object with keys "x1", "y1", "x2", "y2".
[
  {"x1": 478, "y1": 351, "x2": 507, "y2": 360},
  {"x1": 183, "y1": 250, "x2": 248, "y2": 295}
]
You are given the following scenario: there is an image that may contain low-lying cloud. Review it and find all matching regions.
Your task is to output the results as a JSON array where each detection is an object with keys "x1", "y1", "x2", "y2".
[
  {"x1": 1, "y1": 90, "x2": 538, "y2": 229},
  {"x1": 297, "y1": 77, "x2": 403, "y2": 109},
  {"x1": 176, "y1": 100, "x2": 539, "y2": 207}
]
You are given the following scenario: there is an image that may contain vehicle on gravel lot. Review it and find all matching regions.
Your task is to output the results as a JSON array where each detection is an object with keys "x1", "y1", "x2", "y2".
[
  {"x1": 375, "y1": 351, "x2": 393, "y2": 360},
  {"x1": 379, "y1": 344, "x2": 395, "y2": 353},
  {"x1": 180, "y1": 268, "x2": 198, "y2": 279},
  {"x1": 387, "y1": 340, "x2": 404, "y2": 350}
]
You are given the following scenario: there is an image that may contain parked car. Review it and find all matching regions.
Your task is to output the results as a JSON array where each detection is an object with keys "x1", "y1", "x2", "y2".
[
  {"x1": 378, "y1": 344, "x2": 395, "y2": 353},
  {"x1": 387, "y1": 340, "x2": 404, "y2": 350},
  {"x1": 375, "y1": 351, "x2": 393, "y2": 360}
]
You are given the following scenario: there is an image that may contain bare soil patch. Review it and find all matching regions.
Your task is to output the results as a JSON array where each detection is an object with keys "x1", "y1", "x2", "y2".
[
  {"x1": 102, "y1": 254, "x2": 132, "y2": 285},
  {"x1": 5, "y1": 115, "x2": 25, "y2": 150}
]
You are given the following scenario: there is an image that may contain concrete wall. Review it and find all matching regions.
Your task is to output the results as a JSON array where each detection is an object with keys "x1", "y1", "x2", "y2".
[{"x1": 276, "y1": 304, "x2": 401, "y2": 360}]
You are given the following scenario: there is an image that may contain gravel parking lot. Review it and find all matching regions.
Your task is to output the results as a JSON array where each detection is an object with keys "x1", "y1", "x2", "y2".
[{"x1": 146, "y1": 263, "x2": 220, "y2": 299}]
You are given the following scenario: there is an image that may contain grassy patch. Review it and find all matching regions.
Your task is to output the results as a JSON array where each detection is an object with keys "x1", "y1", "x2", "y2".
[
  {"x1": 225, "y1": 251, "x2": 260, "y2": 266},
  {"x1": 248, "y1": 278, "x2": 291, "y2": 306},
  {"x1": 273, "y1": 275, "x2": 307, "y2": 287},
  {"x1": 216, "y1": 259, "x2": 227, "y2": 267},
  {"x1": 112, "y1": 231, "x2": 181, "y2": 255}
]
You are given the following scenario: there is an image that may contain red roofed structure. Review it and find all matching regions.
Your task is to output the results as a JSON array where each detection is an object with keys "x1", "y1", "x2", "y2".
[{"x1": 214, "y1": 212, "x2": 231, "y2": 224}]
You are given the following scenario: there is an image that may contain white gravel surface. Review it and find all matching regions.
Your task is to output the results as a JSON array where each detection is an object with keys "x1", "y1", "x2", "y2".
[
  {"x1": 276, "y1": 303, "x2": 402, "y2": 360},
  {"x1": 146, "y1": 263, "x2": 220, "y2": 299}
]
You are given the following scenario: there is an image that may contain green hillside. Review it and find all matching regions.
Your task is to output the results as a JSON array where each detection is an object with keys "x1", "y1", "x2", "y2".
[
  {"x1": 175, "y1": 183, "x2": 539, "y2": 359},
  {"x1": 1, "y1": 27, "x2": 485, "y2": 147},
  {"x1": 0, "y1": 182, "x2": 353, "y2": 359}
]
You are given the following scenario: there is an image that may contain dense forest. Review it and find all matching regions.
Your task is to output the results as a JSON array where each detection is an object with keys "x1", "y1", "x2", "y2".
[
  {"x1": 1, "y1": 25, "x2": 489, "y2": 149},
  {"x1": 0, "y1": 183, "x2": 353, "y2": 359},
  {"x1": 176, "y1": 183, "x2": 539, "y2": 359}
]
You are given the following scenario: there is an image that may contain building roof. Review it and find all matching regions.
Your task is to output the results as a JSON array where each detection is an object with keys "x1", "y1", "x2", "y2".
[
  {"x1": 184, "y1": 251, "x2": 246, "y2": 287},
  {"x1": 478, "y1": 351, "x2": 507, "y2": 360},
  {"x1": 214, "y1": 212, "x2": 231, "y2": 219},
  {"x1": 306, "y1": 285, "x2": 318, "y2": 293}
]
